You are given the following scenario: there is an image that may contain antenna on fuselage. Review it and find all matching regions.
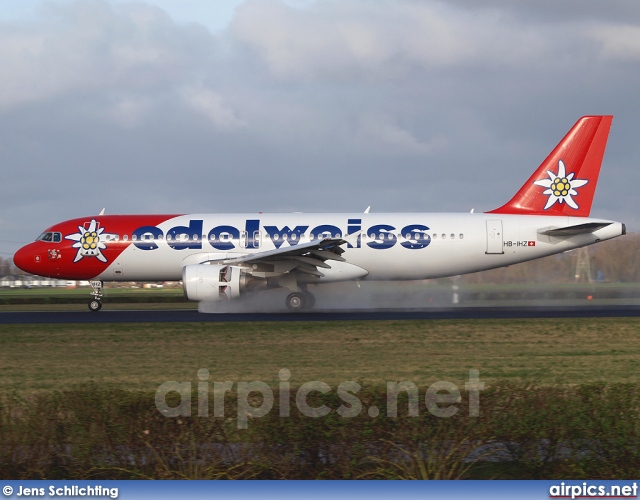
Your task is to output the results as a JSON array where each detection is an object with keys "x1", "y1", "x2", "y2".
[
  {"x1": 364, "y1": 206, "x2": 371, "y2": 214},
  {"x1": 99, "y1": 208, "x2": 105, "y2": 216}
]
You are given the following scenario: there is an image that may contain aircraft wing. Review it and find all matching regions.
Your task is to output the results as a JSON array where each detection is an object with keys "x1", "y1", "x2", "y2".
[{"x1": 217, "y1": 237, "x2": 348, "y2": 278}]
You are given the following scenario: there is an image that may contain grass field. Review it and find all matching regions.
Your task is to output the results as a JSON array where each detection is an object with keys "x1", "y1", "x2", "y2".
[
  {"x1": 2, "y1": 316, "x2": 640, "y2": 480},
  {"x1": 2, "y1": 317, "x2": 640, "y2": 393}
]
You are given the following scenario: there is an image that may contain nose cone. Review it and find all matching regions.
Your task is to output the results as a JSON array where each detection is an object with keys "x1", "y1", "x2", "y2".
[{"x1": 13, "y1": 243, "x2": 38, "y2": 275}]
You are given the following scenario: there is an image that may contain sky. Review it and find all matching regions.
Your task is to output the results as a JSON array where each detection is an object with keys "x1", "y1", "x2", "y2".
[{"x1": 2, "y1": 0, "x2": 640, "y2": 258}]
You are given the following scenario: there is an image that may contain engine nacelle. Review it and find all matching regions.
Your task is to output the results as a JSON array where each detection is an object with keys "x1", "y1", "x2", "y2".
[{"x1": 182, "y1": 264, "x2": 248, "y2": 302}]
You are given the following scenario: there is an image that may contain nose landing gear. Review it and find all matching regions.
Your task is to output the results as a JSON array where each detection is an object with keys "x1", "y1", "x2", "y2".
[{"x1": 88, "y1": 280, "x2": 103, "y2": 312}]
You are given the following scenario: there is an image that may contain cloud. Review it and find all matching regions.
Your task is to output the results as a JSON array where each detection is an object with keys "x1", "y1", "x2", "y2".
[
  {"x1": 2, "y1": 0, "x2": 640, "y2": 257},
  {"x1": 180, "y1": 84, "x2": 245, "y2": 130},
  {"x1": 230, "y1": 0, "x2": 593, "y2": 81},
  {"x1": 355, "y1": 113, "x2": 449, "y2": 156},
  {"x1": 105, "y1": 93, "x2": 155, "y2": 128},
  {"x1": 589, "y1": 24, "x2": 640, "y2": 61},
  {"x1": 0, "y1": 1, "x2": 212, "y2": 110}
]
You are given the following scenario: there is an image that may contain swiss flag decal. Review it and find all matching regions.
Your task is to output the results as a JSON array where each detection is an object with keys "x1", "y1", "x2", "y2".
[{"x1": 528, "y1": 241, "x2": 536, "y2": 246}]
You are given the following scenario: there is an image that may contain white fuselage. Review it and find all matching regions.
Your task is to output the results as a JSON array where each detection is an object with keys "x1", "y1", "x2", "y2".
[{"x1": 94, "y1": 213, "x2": 624, "y2": 282}]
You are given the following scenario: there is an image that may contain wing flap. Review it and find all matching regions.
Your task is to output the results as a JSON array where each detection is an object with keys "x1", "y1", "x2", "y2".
[
  {"x1": 220, "y1": 238, "x2": 346, "y2": 265},
  {"x1": 293, "y1": 263, "x2": 325, "y2": 277},
  {"x1": 310, "y1": 249, "x2": 346, "y2": 262},
  {"x1": 291, "y1": 256, "x2": 332, "y2": 269}
]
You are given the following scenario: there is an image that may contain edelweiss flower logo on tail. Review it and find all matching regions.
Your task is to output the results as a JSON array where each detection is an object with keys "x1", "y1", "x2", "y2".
[
  {"x1": 534, "y1": 160, "x2": 588, "y2": 210},
  {"x1": 65, "y1": 219, "x2": 117, "y2": 263}
]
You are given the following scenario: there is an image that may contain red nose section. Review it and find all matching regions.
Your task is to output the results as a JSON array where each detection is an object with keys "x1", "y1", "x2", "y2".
[{"x1": 13, "y1": 243, "x2": 41, "y2": 276}]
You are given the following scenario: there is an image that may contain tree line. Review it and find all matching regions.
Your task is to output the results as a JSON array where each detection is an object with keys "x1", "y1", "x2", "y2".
[{"x1": 0, "y1": 257, "x2": 17, "y2": 277}]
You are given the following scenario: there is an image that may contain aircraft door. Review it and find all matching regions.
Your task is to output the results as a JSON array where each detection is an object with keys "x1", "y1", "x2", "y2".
[{"x1": 486, "y1": 220, "x2": 504, "y2": 254}]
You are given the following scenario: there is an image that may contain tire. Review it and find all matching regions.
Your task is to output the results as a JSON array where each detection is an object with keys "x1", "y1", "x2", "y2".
[
  {"x1": 286, "y1": 292, "x2": 307, "y2": 312},
  {"x1": 88, "y1": 299, "x2": 103, "y2": 312}
]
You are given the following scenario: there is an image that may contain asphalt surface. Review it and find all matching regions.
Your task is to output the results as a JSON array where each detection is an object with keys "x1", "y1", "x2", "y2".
[{"x1": 1, "y1": 305, "x2": 640, "y2": 324}]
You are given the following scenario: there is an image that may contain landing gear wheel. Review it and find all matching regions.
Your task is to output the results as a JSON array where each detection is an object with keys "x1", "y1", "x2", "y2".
[
  {"x1": 88, "y1": 299, "x2": 103, "y2": 312},
  {"x1": 286, "y1": 292, "x2": 307, "y2": 312},
  {"x1": 88, "y1": 280, "x2": 104, "y2": 312}
]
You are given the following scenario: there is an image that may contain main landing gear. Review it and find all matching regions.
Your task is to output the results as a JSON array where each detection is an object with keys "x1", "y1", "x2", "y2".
[
  {"x1": 285, "y1": 290, "x2": 316, "y2": 312},
  {"x1": 88, "y1": 280, "x2": 103, "y2": 312}
]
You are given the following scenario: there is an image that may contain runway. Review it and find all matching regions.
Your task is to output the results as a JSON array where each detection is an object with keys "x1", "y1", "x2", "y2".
[{"x1": 1, "y1": 305, "x2": 640, "y2": 324}]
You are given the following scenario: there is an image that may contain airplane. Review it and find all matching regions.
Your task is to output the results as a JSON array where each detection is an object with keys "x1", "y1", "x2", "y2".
[{"x1": 13, "y1": 115, "x2": 625, "y2": 312}]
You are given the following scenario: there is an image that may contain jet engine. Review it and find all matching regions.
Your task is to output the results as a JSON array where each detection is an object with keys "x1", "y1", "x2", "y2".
[{"x1": 182, "y1": 264, "x2": 249, "y2": 302}]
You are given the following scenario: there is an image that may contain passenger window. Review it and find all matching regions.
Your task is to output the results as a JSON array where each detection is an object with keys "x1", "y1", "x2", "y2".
[
  {"x1": 451, "y1": 233, "x2": 455, "y2": 239},
  {"x1": 442, "y1": 234, "x2": 446, "y2": 240},
  {"x1": 432, "y1": 234, "x2": 437, "y2": 239},
  {"x1": 460, "y1": 234, "x2": 464, "y2": 240}
]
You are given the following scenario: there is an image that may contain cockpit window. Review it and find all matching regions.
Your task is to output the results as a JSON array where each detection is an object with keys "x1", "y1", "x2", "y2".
[{"x1": 37, "y1": 232, "x2": 62, "y2": 243}]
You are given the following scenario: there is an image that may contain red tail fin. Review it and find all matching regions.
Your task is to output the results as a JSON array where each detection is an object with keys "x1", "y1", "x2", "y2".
[{"x1": 488, "y1": 115, "x2": 612, "y2": 217}]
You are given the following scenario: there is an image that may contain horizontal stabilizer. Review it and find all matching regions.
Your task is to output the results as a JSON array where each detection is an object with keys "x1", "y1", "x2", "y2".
[{"x1": 538, "y1": 222, "x2": 612, "y2": 237}]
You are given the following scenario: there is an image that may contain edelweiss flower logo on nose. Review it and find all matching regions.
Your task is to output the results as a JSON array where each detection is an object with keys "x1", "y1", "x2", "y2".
[
  {"x1": 65, "y1": 219, "x2": 117, "y2": 263},
  {"x1": 534, "y1": 160, "x2": 588, "y2": 210}
]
